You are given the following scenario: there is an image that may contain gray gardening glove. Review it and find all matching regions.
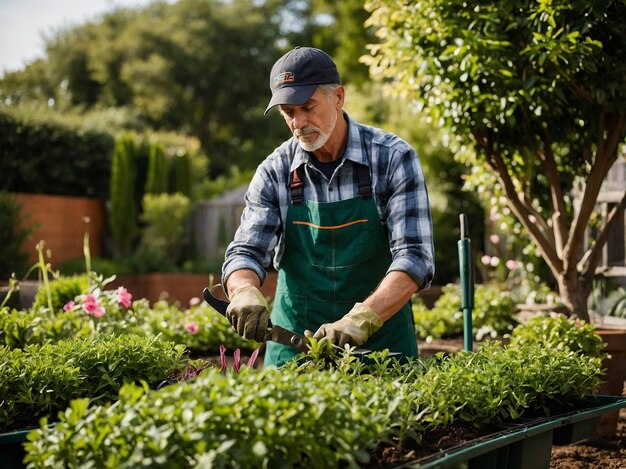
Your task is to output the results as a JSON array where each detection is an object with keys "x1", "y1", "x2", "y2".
[
  {"x1": 305, "y1": 303, "x2": 383, "y2": 347},
  {"x1": 226, "y1": 285, "x2": 270, "y2": 342}
]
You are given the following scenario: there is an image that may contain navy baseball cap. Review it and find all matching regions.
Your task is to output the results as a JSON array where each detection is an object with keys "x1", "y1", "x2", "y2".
[{"x1": 264, "y1": 46, "x2": 340, "y2": 115}]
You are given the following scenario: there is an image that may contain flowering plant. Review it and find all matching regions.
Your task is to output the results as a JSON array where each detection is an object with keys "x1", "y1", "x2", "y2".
[{"x1": 62, "y1": 274, "x2": 133, "y2": 321}]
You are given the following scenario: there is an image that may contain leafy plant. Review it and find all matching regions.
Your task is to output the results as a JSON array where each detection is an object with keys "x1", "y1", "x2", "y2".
[
  {"x1": 509, "y1": 315, "x2": 606, "y2": 358},
  {"x1": 144, "y1": 142, "x2": 168, "y2": 195},
  {"x1": 413, "y1": 282, "x2": 518, "y2": 341},
  {"x1": 0, "y1": 192, "x2": 33, "y2": 279},
  {"x1": 31, "y1": 274, "x2": 89, "y2": 313},
  {"x1": 134, "y1": 192, "x2": 192, "y2": 271},
  {"x1": 0, "y1": 274, "x2": 251, "y2": 354},
  {"x1": 23, "y1": 340, "x2": 602, "y2": 467},
  {"x1": 109, "y1": 132, "x2": 138, "y2": 257},
  {"x1": 0, "y1": 334, "x2": 186, "y2": 432}
]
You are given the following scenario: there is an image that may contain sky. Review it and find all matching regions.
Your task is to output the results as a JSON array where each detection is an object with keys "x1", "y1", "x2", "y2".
[{"x1": 0, "y1": 0, "x2": 155, "y2": 75}]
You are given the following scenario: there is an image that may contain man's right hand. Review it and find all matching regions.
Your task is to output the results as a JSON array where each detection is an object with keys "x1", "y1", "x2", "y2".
[{"x1": 226, "y1": 285, "x2": 270, "y2": 342}]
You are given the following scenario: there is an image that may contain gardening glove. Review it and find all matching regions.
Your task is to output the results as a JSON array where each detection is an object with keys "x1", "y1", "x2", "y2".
[
  {"x1": 305, "y1": 303, "x2": 383, "y2": 347},
  {"x1": 226, "y1": 285, "x2": 270, "y2": 343}
]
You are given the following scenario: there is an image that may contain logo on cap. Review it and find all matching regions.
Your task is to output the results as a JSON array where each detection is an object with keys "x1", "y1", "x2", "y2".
[{"x1": 273, "y1": 71, "x2": 296, "y2": 87}]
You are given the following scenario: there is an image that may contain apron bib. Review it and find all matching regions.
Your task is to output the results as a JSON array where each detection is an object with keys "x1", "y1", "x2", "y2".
[{"x1": 265, "y1": 164, "x2": 418, "y2": 367}]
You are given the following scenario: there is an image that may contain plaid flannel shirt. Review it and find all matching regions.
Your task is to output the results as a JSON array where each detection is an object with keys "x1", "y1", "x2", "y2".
[{"x1": 223, "y1": 112, "x2": 434, "y2": 290}]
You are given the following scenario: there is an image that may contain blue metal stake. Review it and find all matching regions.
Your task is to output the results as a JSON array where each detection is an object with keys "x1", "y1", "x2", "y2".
[{"x1": 458, "y1": 214, "x2": 475, "y2": 352}]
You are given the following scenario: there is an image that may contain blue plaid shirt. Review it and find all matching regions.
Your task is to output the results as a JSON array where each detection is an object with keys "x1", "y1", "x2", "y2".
[{"x1": 223, "y1": 113, "x2": 435, "y2": 290}]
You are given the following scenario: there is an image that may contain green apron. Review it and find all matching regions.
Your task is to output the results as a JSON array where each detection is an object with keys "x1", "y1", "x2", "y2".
[{"x1": 264, "y1": 164, "x2": 418, "y2": 368}]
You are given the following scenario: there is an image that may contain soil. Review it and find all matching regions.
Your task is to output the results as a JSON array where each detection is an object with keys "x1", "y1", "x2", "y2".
[
  {"x1": 550, "y1": 406, "x2": 625, "y2": 469},
  {"x1": 363, "y1": 336, "x2": 625, "y2": 468},
  {"x1": 364, "y1": 406, "x2": 625, "y2": 468}
]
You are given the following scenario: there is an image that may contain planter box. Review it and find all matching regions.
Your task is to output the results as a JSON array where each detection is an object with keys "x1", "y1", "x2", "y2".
[
  {"x1": 594, "y1": 327, "x2": 626, "y2": 437},
  {"x1": 14, "y1": 193, "x2": 105, "y2": 266},
  {"x1": 406, "y1": 395, "x2": 626, "y2": 469},
  {"x1": 2, "y1": 396, "x2": 623, "y2": 469}
]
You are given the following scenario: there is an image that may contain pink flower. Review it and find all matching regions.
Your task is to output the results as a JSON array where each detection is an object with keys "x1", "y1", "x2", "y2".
[
  {"x1": 116, "y1": 286, "x2": 132, "y2": 308},
  {"x1": 506, "y1": 260, "x2": 520, "y2": 270},
  {"x1": 63, "y1": 301, "x2": 76, "y2": 312},
  {"x1": 184, "y1": 322, "x2": 199, "y2": 335},
  {"x1": 489, "y1": 256, "x2": 500, "y2": 267},
  {"x1": 189, "y1": 297, "x2": 201, "y2": 307},
  {"x1": 82, "y1": 294, "x2": 105, "y2": 318},
  {"x1": 481, "y1": 255, "x2": 491, "y2": 266},
  {"x1": 489, "y1": 234, "x2": 500, "y2": 244}
]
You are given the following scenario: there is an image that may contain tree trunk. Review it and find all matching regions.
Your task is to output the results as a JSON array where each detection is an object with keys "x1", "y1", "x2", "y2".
[{"x1": 557, "y1": 271, "x2": 592, "y2": 322}]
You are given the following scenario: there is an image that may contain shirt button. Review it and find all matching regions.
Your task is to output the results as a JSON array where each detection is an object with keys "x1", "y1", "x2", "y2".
[{"x1": 328, "y1": 186, "x2": 334, "y2": 191}]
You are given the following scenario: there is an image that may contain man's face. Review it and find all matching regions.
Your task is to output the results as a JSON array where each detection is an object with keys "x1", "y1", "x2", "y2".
[{"x1": 279, "y1": 87, "x2": 340, "y2": 153}]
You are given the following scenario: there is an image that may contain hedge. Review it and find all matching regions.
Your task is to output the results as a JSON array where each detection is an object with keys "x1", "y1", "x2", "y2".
[{"x1": 0, "y1": 110, "x2": 114, "y2": 198}]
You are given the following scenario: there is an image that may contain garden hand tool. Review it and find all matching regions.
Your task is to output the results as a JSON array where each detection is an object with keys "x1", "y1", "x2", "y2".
[{"x1": 202, "y1": 287, "x2": 397, "y2": 357}]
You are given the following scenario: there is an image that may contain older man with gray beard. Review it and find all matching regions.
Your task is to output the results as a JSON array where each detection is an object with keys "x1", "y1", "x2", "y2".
[{"x1": 220, "y1": 46, "x2": 435, "y2": 368}]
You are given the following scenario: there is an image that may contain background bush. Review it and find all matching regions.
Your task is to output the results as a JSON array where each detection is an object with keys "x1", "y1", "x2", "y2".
[
  {"x1": 0, "y1": 192, "x2": 32, "y2": 279},
  {"x1": 0, "y1": 109, "x2": 114, "y2": 197}
]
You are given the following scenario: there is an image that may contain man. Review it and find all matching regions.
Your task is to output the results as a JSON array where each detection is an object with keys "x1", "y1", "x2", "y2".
[{"x1": 222, "y1": 46, "x2": 434, "y2": 367}]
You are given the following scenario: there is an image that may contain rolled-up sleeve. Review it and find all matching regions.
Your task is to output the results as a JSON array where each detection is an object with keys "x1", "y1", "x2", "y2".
[
  {"x1": 385, "y1": 148, "x2": 434, "y2": 289},
  {"x1": 222, "y1": 164, "x2": 282, "y2": 287}
]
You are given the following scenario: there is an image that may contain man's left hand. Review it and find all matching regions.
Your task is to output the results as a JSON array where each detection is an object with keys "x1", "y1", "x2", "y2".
[{"x1": 305, "y1": 303, "x2": 383, "y2": 347}]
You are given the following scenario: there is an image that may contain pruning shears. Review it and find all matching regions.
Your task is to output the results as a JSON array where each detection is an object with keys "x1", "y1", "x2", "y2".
[{"x1": 202, "y1": 287, "x2": 399, "y2": 358}]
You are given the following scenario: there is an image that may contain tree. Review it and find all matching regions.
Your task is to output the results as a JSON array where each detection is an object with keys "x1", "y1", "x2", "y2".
[
  {"x1": 0, "y1": 0, "x2": 292, "y2": 175},
  {"x1": 364, "y1": 0, "x2": 626, "y2": 321}
]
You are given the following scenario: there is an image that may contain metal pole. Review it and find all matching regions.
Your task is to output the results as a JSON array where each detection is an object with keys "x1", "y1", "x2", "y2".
[{"x1": 458, "y1": 214, "x2": 475, "y2": 352}]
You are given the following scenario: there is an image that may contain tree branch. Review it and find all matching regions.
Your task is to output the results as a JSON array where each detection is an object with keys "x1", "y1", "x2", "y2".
[
  {"x1": 472, "y1": 130, "x2": 562, "y2": 278},
  {"x1": 564, "y1": 114, "x2": 626, "y2": 270},
  {"x1": 537, "y1": 131, "x2": 568, "y2": 256}
]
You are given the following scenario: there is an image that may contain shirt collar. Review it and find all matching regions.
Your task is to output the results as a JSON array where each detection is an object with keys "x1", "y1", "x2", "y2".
[{"x1": 289, "y1": 112, "x2": 368, "y2": 172}]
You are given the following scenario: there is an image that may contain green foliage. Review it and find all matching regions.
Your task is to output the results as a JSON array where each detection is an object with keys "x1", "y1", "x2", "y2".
[
  {"x1": 509, "y1": 315, "x2": 606, "y2": 358},
  {"x1": 173, "y1": 151, "x2": 193, "y2": 198},
  {"x1": 364, "y1": 0, "x2": 626, "y2": 319},
  {"x1": 0, "y1": 192, "x2": 32, "y2": 279},
  {"x1": 144, "y1": 142, "x2": 168, "y2": 195},
  {"x1": 195, "y1": 165, "x2": 255, "y2": 200},
  {"x1": 413, "y1": 282, "x2": 518, "y2": 341},
  {"x1": 109, "y1": 132, "x2": 138, "y2": 256},
  {"x1": 0, "y1": 334, "x2": 186, "y2": 432},
  {"x1": 135, "y1": 193, "x2": 192, "y2": 272},
  {"x1": 31, "y1": 274, "x2": 90, "y2": 313},
  {"x1": 0, "y1": 274, "x2": 250, "y2": 355},
  {"x1": 23, "y1": 341, "x2": 602, "y2": 467},
  {"x1": 0, "y1": 108, "x2": 113, "y2": 197},
  {"x1": 345, "y1": 82, "x2": 486, "y2": 285},
  {"x1": 0, "y1": 0, "x2": 292, "y2": 175}
]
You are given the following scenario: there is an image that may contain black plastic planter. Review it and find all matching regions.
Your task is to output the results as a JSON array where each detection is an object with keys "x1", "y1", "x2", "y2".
[
  {"x1": 0, "y1": 427, "x2": 33, "y2": 469},
  {"x1": 399, "y1": 395, "x2": 626, "y2": 469}
]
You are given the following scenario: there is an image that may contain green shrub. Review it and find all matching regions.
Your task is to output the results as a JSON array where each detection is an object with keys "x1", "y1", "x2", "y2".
[
  {"x1": 509, "y1": 314, "x2": 606, "y2": 358},
  {"x1": 0, "y1": 334, "x2": 186, "y2": 432},
  {"x1": 0, "y1": 192, "x2": 33, "y2": 279},
  {"x1": 31, "y1": 274, "x2": 90, "y2": 313},
  {"x1": 0, "y1": 110, "x2": 113, "y2": 197},
  {"x1": 0, "y1": 275, "x2": 252, "y2": 354},
  {"x1": 109, "y1": 132, "x2": 138, "y2": 256},
  {"x1": 134, "y1": 192, "x2": 192, "y2": 271},
  {"x1": 413, "y1": 282, "x2": 518, "y2": 341},
  {"x1": 23, "y1": 341, "x2": 602, "y2": 468},
  {"x1": 144, "y1": 142, "x2": 168, "y2": 194}
]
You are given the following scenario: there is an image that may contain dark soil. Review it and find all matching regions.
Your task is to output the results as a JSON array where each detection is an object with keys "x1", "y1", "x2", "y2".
[
  {"x1": 550, "y1": 407, "x2": 625, "y2": 469},
  {"x1": 364, "y1": 406, "x2": 625, "y2": 468}
]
